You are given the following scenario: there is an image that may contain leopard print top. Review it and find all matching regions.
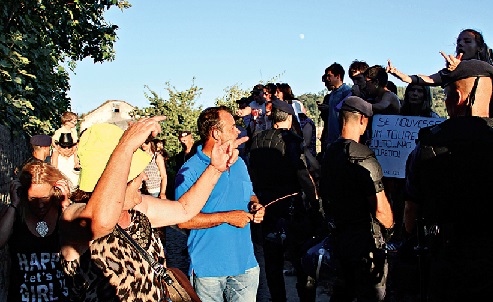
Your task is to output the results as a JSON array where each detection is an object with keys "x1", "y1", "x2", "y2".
[{"x1": 63, "y1": 209, "x2": 166, "y2": 301}]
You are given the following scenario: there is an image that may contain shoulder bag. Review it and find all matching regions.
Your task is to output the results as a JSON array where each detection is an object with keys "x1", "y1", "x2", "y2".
[{"x1": 116, "y1": 225, "x2": 201, "y2": 302}]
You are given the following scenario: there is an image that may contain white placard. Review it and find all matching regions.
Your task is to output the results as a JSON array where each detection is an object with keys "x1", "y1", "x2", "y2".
[{"x1": 369, "y1": 115, "x2": 445, "y2": 178}]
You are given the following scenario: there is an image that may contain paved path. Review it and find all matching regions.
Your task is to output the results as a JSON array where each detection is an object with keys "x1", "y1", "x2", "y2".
[{"x1": 164, "y1": 226, "x2": 331, "y2": 301}]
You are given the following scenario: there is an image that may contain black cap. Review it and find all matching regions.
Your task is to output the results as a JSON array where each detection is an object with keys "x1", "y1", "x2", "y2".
[
  {"x1": 272, "y1": 99, "x2": 295, "y2": 116},
  {"x1": 441, "y1": 59, "x2": 493, "y2": 87},
  {"x1": 57, "y1": 133, "x2": 76, "y2": 147},
  {"x1": 179, "y1": 130, "x2": 192, "y2": 137},
  {"x1": 30, "y1": 134, "x2": 51, "y2": 146},
  {"x1": 340, "y1": 96, "x2": 373, "y2": 117}
]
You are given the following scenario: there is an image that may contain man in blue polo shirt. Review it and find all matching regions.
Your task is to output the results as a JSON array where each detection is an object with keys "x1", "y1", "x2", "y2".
[{"x1": 176, "y1": 106, "x2": 265, "y2": 302}]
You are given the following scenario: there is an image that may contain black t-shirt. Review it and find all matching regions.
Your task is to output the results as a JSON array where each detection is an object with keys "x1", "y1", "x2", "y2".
[{"x1": 8, "y1": 211, "x2": 68, "y2": 301}]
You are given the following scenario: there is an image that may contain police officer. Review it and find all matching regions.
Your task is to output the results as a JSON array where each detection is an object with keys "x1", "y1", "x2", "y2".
[
  {"x1": 249, "y1": 99, "x2": 320, "y2": 302},
  {"x1": 404, "y1": 59, "x2": 493, "y2": 301},
  {"x1": 15, "y1": 134, "x2": 52, "y2": 175},
  {"x1": 320, "y1": 96, "x2": 394, "y2": 302}
]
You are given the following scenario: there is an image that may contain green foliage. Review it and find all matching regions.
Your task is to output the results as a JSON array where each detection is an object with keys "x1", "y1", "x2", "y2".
[
  {"x1": 214, "y1": 83, "x2": 251, "y2": 113},
  {"x1": 430, "y1": 87, "x2": 448, "y2": 118},
  {"x1": 298, "y1": 91, "x2": 325, "y2": 126},
  {"x1": 130, "y1": 80, "x2": 203, "y2": 175},
  {"x1": 0, "y1": 0, "x2": 130, "y2": 135},
  {"x1": 396, "y1": 86, "x2": 406, "y2": 100}
]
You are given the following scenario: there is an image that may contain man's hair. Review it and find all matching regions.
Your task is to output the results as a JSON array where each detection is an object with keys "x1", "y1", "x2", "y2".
[
  {"x1": 197, "y1": 106, "x2": 232, "y2": 142},
  {"x1": 32, "y1": 145, "x2": 48, "y2": 151},
  {"x1": 340, "y1": 109, "x2": 362, "y2": 125},
  {"x1": 271, "y1": 107, "x2": 290, "y2": 124},
  {"x1": 364, "y1": 65, "x2": 388, "y2": 87},
  {"x1": 325, "y1": 63, "x2": 345, "y2": 81},
  {"x1": 251, "y1": 84, "x2": 265, "y2": 96},
  {"x1": 61, "y1": 112, "x2": 77, "y2": 124},
  {"x1": 348, "y1": 60, "x2": 369, "y2": 78},
  {"x1": 386, "y1": 80, "x2": 398, "y2": 94},
  {"x1": 264, "y1": 83, "x2": 277, "y2": 96}
]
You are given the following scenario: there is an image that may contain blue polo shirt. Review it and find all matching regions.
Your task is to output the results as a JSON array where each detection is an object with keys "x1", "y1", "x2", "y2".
[{"x1": 175, "y1": 146, "x2": 258, "y2": 277}]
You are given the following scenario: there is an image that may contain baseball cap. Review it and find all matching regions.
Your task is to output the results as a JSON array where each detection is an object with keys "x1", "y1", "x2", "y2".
[
  {"x1": 440, "y1": 59, "x2": 493, "y2": 87},
  {"x1": 78, "y1": 123, "x2": 151, "y2": 192},
  {"x1": 30, "y1": 134, "x2": 51, "y2": 147},
  {"x1": 340, "y1": 96, "x2": 373, "y2": 117},
  {"x1": 272, "y1": 99, "x2": 296, "y2": 116}
]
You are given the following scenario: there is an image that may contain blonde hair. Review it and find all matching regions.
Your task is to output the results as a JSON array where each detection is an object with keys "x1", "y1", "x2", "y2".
[{"x1": 18, "y1": 162, "x2": 67, "y2": 220}]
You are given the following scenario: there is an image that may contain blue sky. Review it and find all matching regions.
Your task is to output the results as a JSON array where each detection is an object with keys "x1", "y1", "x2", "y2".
[{"x1": 68, "y1": 0, "x2": 493, "y2": 114}]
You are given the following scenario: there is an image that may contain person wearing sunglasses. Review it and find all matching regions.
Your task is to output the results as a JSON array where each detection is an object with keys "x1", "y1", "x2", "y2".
[{"x1": 52, "y1": 111, "x2": 80, "y2": 173}]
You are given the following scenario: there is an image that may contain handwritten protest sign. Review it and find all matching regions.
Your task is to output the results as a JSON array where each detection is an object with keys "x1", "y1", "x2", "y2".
[{"x1": 369, "y1": 115, "x2": 445, "y2": 178}]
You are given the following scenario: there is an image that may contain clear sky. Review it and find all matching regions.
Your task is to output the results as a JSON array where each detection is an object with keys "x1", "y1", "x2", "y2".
[{"x1": 67, "y1": 0, "x2": 493, "y2": 114}]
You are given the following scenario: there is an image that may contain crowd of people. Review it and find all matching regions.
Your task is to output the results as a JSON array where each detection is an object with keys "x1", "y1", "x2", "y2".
[{"x1": 1, "y1": 27, "x2": 493, "y2": 302}]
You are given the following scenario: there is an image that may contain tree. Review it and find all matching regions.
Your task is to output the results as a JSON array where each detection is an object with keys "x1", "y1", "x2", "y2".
[
  {"x1": 298, "y1": 91, "x2": 325, "y2": 126},
  {"x1": 430, "y1": 87, "x2": 447, "y2": 118},
  {"x1": 130, "y1": 80, "x2": 203, "y2": 175},
  {"x1": 214, "y1": 83, "x2": 251, "y2": 113},
  {"x1": 0, "y1": 0, "x2": 130, "y2": 135}
]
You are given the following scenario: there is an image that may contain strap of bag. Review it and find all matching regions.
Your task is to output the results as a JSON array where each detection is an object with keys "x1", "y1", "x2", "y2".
[{"x1": 115, "y1": 224, "x2": 173, "y2": 285}]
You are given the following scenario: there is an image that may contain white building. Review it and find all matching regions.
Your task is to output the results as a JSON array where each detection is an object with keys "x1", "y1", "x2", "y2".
[{"x1": 80, "y1": 100, "x2": 135, "y2": 132}]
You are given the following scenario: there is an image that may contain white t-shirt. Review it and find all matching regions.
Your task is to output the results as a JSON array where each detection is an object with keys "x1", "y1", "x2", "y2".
[{"x1": 57, "y1": 154, "x2": 80, "y2": 192}]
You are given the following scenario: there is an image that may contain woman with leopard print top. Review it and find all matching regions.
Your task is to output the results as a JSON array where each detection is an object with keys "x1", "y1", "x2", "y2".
[{"x1": 59, "y1": 117, "x2": 245, "y2": 301}]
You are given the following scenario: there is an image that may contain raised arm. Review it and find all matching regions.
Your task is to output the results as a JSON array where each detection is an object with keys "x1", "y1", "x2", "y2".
[
  {"x1": 62, "y1": 117, "x2": 165, "y2": 241},
  {"x1": 139, "y1": 136, "x2": 249, "y2": 228},
  {"x1": 386, "y1": 59, "x2": 442, "y2": 86}
]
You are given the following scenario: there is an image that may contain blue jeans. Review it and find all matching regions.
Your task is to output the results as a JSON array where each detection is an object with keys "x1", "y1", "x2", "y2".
[{"x1": 192, "y1": 266, "x2": 260, "y2": 302}]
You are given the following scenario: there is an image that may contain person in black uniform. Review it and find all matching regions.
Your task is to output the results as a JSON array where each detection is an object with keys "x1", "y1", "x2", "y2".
[
  {"x1": 249, "y1": 99, "x2": 320, "y2": 302},
  {"x1": 15, "y1": 134, "x2": 52, "y2": 175},
  {"x1": 404, "y1": 59, "x2": 493, "y2": 301},
  {"x1": 320, "y1": 96, "x2": 394, "y2": 302}
]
